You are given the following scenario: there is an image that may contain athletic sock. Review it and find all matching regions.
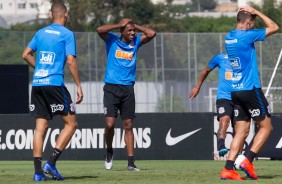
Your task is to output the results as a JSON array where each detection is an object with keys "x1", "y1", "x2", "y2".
[
  {"x1": 224, "y1": 160, "x2": 235, "y2": 170},
  {"x1": 246, "y1": 151, "x2": 257, "y2": 163},
  {"x1": 107, "y1": 147, "x2": 113, "y2": 155},
  {"x1": 34, "y1": 157, "x2": 43, "y2": 174},
  {"x1": 217, "y1": 138, "x2": 226, "y2": 150},
  {"x1": 48, "y1": 148, "x2": 62, "y2": 166},
  {"x1": 128, "y1": 156, "x2": 134, "y2": 166}
]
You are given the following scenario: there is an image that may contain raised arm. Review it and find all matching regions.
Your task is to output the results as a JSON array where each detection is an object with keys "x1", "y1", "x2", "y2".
[
  {"x1": 96, "y1": 18, "x2": 132, "y2": 40},
  {"x1": 66, "y1": 55, "x2": 83, "y2": 104},
  {"x1": 134, "y1": 24, "x2": 156, "y2": 44},
  {"x1": 189, "y1": 66, "x2": 212, "y2": 100},
  {"x1": 22, "y1": 47, "x2": 36, "y2": 68},
  {"x1": 240, "y1": 6, "x2": 279, "y2": 37}
]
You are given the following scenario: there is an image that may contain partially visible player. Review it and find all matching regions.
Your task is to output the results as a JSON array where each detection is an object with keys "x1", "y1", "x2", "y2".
[
  {"x1": 96, "y1": 18, "x2": 156, "y2": 171},
  {"x1": 22, "y1": 2, "x2": 83, "y2": 181},
  {"x1": 189, "y1": 53, "x2": 233, "y2": 157},
  {"x1": 220, "y1": 6, "x2": 279, "y2": 180}
]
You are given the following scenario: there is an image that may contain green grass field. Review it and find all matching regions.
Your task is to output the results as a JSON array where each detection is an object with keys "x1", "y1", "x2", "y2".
[{"x1": 0, "y1": 160, "x2": 281, "y2": 183}]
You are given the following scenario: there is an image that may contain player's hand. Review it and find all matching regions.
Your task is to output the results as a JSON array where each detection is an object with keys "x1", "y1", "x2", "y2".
[
  {"x1": 76, "y1": 86, "x2": 83, "y2": 104},
  {"x1": 119, "y1": 18, "x2": 132, "y2": 27},
  {"x1": 239, "y1": 6, "x2": 257, "y2": 15},
  {"x1": 188, "y1": 87, "x2": 199, "y2": 100}
]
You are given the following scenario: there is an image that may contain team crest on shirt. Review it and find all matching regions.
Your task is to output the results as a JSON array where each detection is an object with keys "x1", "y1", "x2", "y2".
[
  {"x1": 129, "y1": 42, "x2": 135, "y2": 48},
  {"x1": 218, "y1": 107, "x2": 225, "y2": 114}
]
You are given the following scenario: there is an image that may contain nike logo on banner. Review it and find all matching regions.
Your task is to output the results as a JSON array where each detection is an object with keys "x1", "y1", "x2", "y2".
[{"x1": 165, "y1": 128, "x2": 202, "y2": 146}]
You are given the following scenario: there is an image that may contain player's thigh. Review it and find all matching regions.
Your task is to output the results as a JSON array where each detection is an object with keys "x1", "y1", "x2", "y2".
[
  {"x1": 103, "y1": 84, "x2": 119, "y2": 118},
  {"x1": 216, "y1": 99, "x2": 233, "y2": 121},
  {"x1": 120, "y1": 86, "x2": 135, "y2": 120}
]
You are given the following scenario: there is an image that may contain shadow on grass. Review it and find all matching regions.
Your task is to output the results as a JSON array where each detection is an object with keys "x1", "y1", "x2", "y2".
[
  {"x1": 259, "y1": 175, "x2": 280, "y2": 179},
  {"x1": 65, "y1": 175, "x2": 98, "y2": 180}
]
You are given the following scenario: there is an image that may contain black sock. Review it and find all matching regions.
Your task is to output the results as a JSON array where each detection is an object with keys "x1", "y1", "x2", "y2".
[
  {"x1": 107, "y1": 148, "x2": 113, "y2": 154},
  {"x1": 246, "y1": 151, "x2": 257, "y2": 163},
  {"x1": 49, "y1": 148, "x2": 62, "y2": 166},
  {"x1": 217, "y1": 138, "x2": 226, "y2": 150},
  {"x1": 128, "y1": 156, "x2": 134, "y2": 166},
  {"x1": 34, "y1": 157, "x2": 43, "y2": 174},
  {"x1": 224, "y1": 160, "x2": 234, "y2": 170}
]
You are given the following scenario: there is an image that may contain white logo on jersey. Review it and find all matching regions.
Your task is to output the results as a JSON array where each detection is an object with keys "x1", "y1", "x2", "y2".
[
  {"x1": 104, "y1": 107, "x2": 107, "y2": 115},
  {"x1": 34, "y1": 69, "x2": 48, "y2": 77},
  {"x1": 232, "y1": 72, "x2": 242, "y2": 81},
  {"x1": 39, "y1": 51, "x2": 55, "y2": 65},
  {"x1": 50, "y1": 104, "x2": 64, "y2": 113},
  {"x1": 249, "y1": 109, "x2": 260, "y2": 117},
  {"x1": 45, "y1": 30, "x2": 60, "y2": 35}
]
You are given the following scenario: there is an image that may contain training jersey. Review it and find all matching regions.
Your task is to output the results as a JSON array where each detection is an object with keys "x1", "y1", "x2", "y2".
[
  {"x1": 28, "y1": 23, "x2": 76, "y2": 86},
  {"x1": 208, "y1": 53, "x2": 232, "y2": 100},
  {"x1": 103, "y1": 32, "x2": 143, "y2": 85},
  {"x1": 225, "y1": 29, "x2": 266, "y2": 91}
]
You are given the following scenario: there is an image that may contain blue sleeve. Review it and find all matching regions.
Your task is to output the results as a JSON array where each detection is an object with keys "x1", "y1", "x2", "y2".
[
  {"x1": 28, "y1": 32, "x2": 38, "y2": 51},
  {"x1": 136, "y1": 35, "x2": 142, "y2": 48},
  {"x1": 105, "y1": 32, "x2": 119, "y2": 45},
  {"x1": 244, "y1": 29, "x2": 266, "y2": 44},
  {"x1": 65, "y1": 32, "x2": 76, "y2": 57},
  {"x1": 207, "y1": 54, "x2": 220, "y2": 70}
]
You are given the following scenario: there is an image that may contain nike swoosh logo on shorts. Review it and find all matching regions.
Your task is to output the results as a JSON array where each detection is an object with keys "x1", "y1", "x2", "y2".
[{"x1": 165, "y1": 128, "x2": 202, "y2": 146}]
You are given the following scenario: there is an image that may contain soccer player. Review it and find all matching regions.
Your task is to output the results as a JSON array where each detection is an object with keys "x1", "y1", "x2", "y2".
[
  {"x1": 96, "y1": 18, "x2": 156, "y2": 171},
  {"x1": 189, "y1": 53, "x2": 234, "y2": 157},
  {"x1": 22, "y1": 2, "x2": 83, "y2": 181},
  {"x1": 220, "y1": 6, "x2": 279, "y2": 180}
]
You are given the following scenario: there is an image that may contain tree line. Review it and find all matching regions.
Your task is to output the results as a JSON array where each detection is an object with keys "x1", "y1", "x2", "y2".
[{"x1": 7, "y1": 0, "x2": 281, "y2": 33}]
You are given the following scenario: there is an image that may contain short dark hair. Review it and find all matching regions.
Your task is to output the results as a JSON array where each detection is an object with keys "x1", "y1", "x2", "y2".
[
  {"x1": 237, "y1": 10, "x2": 256, "y2": 23},
  {"x1": 120, "y1": 21, "x2": 134, "y2": 33},
  {"x1": 51, "y1": 1, "x2": 67, "y2": 19}
]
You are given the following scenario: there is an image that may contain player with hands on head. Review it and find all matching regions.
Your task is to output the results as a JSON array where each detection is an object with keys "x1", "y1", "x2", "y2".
[
  {"x1": 22, "y1": 1, "x2": 83, "y2": 181},
  {"x1": 96, "y1": 18, "x2": 156, "y2": 171},
  {"x1": 220, "y1": 6, "x2": 279, "y2": 180}
]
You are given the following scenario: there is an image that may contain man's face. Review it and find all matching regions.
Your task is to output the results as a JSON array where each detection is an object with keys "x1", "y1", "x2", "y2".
[{"x1": 121, "y1": 24, "x2": 136, "y2": 43}]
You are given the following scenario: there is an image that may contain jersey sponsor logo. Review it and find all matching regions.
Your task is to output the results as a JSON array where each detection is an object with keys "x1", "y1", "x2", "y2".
[
  {"x1": 165, "y1": 128, "x2": 201, "y2": 146},
  {"x1": 232, "y1": 72, "x2": 242, "y2": 81},
  {"x1": 50, "y1": 104, "x2": 64, "y2": 113},
  {"x1": 115, "y1": 50, "x2": 133, "y2": 60},
  {"x1": 34, "y1": 69, "x2": 48, "y2": 77},
  {"x1": 32, "y1": 78, "x2": 50, "y2": 84},
  {"x1": 249, "y1": 109, "x2": 260, "y2": 117},
  {"x1": 232, "y1": 83, "x2": 244, "y2": 89},
  {"x1": 225, "y1": 39, "x2": 237, "y2": 44},
  {"x1": 39, "y1": 51, "x2": 55, "y2": 65},
  {"x1": 225, "y1": 71, "x2": 233, "y2": 80},
  {"x1": 45, "y1": 30, "x2": 60, "y2": 35},
  {"x1": 230, "y1": 57, "x2": 241, "y2": 69},
  {"x1": 29, "y1": 104, "x2": 35, "y2": 111},
  {"x1": 218, "y1": 107, "x2": 225, "y2": 114}
]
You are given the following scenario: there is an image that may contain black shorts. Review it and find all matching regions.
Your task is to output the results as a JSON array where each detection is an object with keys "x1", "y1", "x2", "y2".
[
  {"x1": 216, "y1": 99, "x2": 234, "y2": 121},
  {"x1": 30, "y1": 86, "x2": 75, "y2": 120},
  {"x1": 231, "y1": 87, "x2": 271, "y2": 122},
  {"x1": 103, "y1": 83, "x2": 135, "y2": 120}
]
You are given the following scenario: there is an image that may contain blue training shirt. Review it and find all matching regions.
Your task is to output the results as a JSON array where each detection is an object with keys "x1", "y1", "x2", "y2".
[
  {"x1": 225, "y1": 29, "x2": 266, "y2": 91},
  {"x1": 28, "y1": 23, "x2": 76, "y2": 86},
  {"x1": 208, "y1": 53, "x2": 232, "y2": 100},
  {"x1": 103, "y1": 32, "x2": 143, "y2": 85}
]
